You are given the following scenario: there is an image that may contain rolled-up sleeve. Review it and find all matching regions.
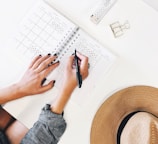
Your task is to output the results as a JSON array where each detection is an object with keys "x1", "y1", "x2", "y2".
[{"x1": 21, "y1": 104, "x2": 66, "y2": 144}]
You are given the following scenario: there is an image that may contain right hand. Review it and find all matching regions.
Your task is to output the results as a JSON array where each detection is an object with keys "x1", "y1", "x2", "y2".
[
  {"x1": 62, "y1": 51, "x2": 89, "y2": 92},
  {"x1": 50, "y1": 52, "x2": 89, "y2": 114}
]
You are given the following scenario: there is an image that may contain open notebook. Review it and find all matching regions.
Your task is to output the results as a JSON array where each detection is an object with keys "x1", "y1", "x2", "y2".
[{"x1": 4, "y1": 0, "x2": 117, "y2": 128}]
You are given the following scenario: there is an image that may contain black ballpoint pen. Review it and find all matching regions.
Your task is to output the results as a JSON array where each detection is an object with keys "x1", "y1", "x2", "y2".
[{"x1": 74, "y1": 49, "x2": 82, "y2": 88}]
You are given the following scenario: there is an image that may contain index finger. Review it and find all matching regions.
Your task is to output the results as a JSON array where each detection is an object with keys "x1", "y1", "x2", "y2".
[
  {"x1": 76, "y1": 52, "x2": 89, "y2": 69},
  {"x1": 76, "y1": 51, "x2": 87, "y2": 60}
]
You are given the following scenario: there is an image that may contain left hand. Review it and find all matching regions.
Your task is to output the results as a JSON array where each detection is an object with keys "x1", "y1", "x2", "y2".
[{"x1": 16, "y1": 54, "x2": 59, "y2": 96}]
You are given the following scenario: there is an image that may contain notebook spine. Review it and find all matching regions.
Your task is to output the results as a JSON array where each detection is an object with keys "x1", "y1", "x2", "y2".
[{"x1": 54, "y1": 27, "x2": 79, "y2": 60}]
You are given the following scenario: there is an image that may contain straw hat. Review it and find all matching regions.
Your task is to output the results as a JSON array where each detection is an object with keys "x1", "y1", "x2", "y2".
[{"x1": 90, "y1": 85, "x2": 158, "y2": 144}]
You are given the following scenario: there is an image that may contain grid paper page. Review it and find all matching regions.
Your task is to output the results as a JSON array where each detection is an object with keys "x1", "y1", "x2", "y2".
[{"x1": 14, "y1": 0, "x2": 77, "y2": 65}]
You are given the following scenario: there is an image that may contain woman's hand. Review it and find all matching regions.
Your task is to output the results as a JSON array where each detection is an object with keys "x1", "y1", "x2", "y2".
[
  {"x1": 50, "y1": 52, "x2": 89, "y2": 114},
  {"x1": 61, "y1": 51, "x2": 89, "y2": 92},
  {"x1": 17, "y1": 54, "x2": 59, "y2": 96}
]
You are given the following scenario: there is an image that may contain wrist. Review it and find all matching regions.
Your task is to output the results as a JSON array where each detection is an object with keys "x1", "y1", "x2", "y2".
[
  {"x1": 62, "y1": 81, "x2": 77, "y2": 93},
  {"x1": 50, "y1": 84, "x2": 75, "y2": 114},
  {"x1": 62, "y1": 85, "x2": 75, "y2": 96},
  {"x1": 13, "y1": 83, "x2": 26, "y2": 98}
]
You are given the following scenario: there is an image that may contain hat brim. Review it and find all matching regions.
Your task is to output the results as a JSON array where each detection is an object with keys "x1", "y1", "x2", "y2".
[{"x1": 90, "y1": 85, "x2": 158, "y2": 144}]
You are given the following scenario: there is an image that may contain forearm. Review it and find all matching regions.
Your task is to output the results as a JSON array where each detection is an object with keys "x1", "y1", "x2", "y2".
[
  {"x1": 0, "y1": 83, "x2": 24, "y2": 104},
  {"x1": 50, "y1": 85, "x2": 75, "y2": 114}
]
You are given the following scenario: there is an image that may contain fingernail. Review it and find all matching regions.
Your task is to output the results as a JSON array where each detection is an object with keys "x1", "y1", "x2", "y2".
[
  {"x1": 47, "y1": 53, "x2": 51, "y2": 56},
  {"x1": 53, "y1": 80, "x2": 56, "y2": 84},
  {"x1": 39, "y1": 54, "x2": 42, "y2": 57},
  {"x1": 48, "y1": 63, "x2": 51, "y2": 67},
  {"x1": 88, "y1": 63, "x2": 90, "y2": 69},
  {"x1": 51, "y1": 61, "x2": 59, "y2": 64},
  {"x1": 53, "y1": 53, "x2": 57, "y2": 56},
  {"x1": 41, "y1": 78, "x2": 47, "y2": 85}
]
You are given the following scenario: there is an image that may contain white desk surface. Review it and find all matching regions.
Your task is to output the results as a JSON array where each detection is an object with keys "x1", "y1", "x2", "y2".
[{"x1": 0, "y1": 0, "x2": 158, "y2": 143}]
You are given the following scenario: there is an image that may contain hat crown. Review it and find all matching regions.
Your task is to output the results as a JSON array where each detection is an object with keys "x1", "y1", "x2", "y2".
[{"x1": 120, "y1": 112, "x2": 158, "y2": 144}]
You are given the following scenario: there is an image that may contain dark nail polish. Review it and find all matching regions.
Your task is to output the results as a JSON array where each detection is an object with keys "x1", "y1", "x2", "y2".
[
  {"x1": 88, "y1": 63, "x2": 90, "y2": 69},
  {"x1": 47, "y1": 53, "x2": 51, "y2": 56},
  {"x1": 39, "y1": 54, "x2": 42, "y2": 57},
  {"x1": 53, "y1": 53, "x2": 57, "y2": 56},
  {"x1": 48, "y1": 63, "x2": 51, "y2": 67},
  {"x1": 53, "y1": 80, "x2": 56, "y2": 84},
  {"x1": 41, "y1": 78, "x2": 47, "y2": 85}
]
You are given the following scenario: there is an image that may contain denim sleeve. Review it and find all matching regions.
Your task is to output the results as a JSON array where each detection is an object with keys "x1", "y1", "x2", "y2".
[{"x1": 21, "y1": 104, "x2": 67, "y2": 144}]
